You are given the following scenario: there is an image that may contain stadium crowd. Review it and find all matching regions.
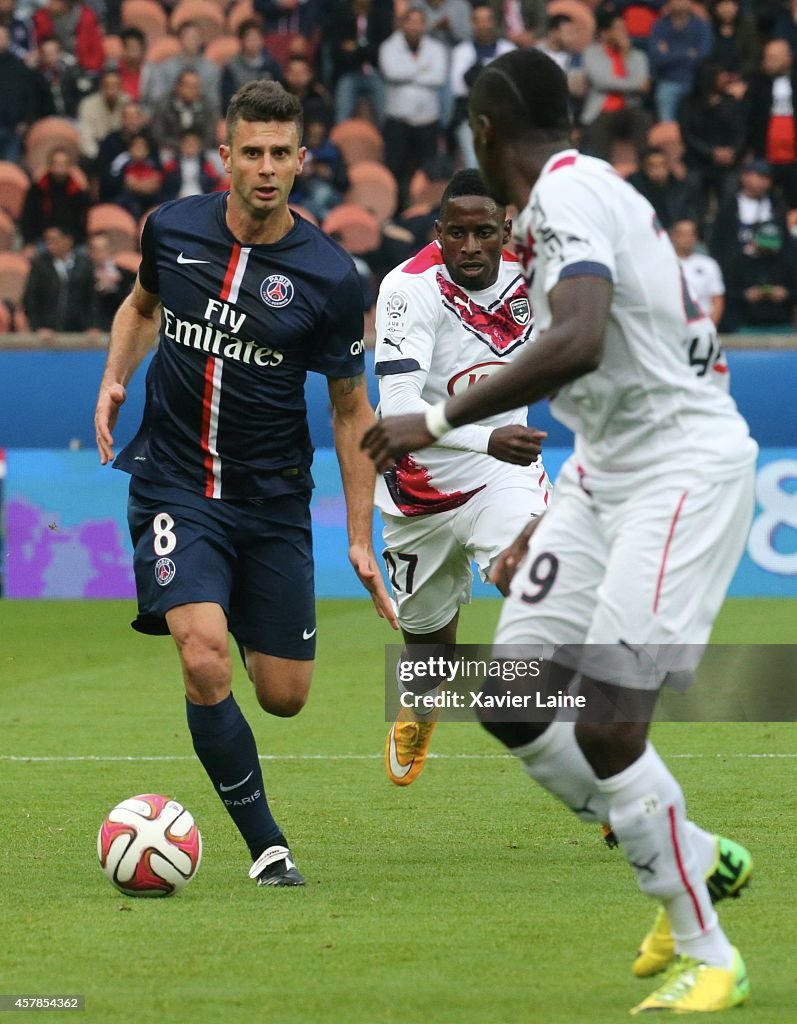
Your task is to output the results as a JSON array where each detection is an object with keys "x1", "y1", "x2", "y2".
[{"x1": 0, "y1": 0, "x2": 796, "y2": 336}]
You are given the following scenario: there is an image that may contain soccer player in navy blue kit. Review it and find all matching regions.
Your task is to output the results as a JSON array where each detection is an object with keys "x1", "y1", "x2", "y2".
[{"x1": 95, "y1": 80, "x2": 397, "y2": 887}]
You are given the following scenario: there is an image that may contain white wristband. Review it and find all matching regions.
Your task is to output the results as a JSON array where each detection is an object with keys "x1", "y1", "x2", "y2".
[{"x1": 425, "y1": 401, "x2": 453, "y2": 439}]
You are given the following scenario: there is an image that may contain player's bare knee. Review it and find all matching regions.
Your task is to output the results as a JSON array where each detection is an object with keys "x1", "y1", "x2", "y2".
[
  {"x1": 178, "y1": 638, "x2": 231, "y2": 700},
  {"x1": 256, "y1": 687, "x2": 308, "y2": 717}
]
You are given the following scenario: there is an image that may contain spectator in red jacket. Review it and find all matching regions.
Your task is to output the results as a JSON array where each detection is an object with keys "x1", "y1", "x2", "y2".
[
  {"x1": 116, "y1": 27, "x2": 146, "y2": 102},
  {"x1": 21, "y1": 146, "x2": 90, "y2": 252},
  {"x1": 33, "y1": 0, "x2": 104, "y2": 74}
]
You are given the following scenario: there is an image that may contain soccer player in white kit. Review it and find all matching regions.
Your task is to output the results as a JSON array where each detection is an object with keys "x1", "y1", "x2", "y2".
[
  {"x1": 375, "y1": 169, "x2": 549, "y2": 785},
  {"x1": 363, "y1": 49, "x2": 756, "y2": 1015}
]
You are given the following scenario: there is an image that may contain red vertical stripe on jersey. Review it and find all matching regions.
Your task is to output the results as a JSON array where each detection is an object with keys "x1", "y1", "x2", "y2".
[
  {"x1": 653, "y1": 491, "x2": 688, "y2": 614},
  {"x1": 201, "y1": 356, "x2": 223, "y2": 498},
  {"x1": 668, "y1": 805, "x2": 707, "y2": 932},
  {"x1": 220, "y1": 243, "x2": 241, "y2": 301}
]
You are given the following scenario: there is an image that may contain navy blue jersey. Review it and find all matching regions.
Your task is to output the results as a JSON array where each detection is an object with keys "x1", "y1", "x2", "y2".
[{"x1": 115, "y1": 193, "x2": 365, "y2": 499}]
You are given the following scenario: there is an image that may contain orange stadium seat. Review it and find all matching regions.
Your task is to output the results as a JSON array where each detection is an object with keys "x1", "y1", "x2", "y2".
[
  {"x1": 114, "y1": 251, "x2": 143, "y2": 273},
  {"x1": 409, "y1": 170, "x2": 447, "y2": 208},
  {"x1": 145, "y1": 36, "x2": 182, "y2": 63},
  {"x1": 24, "y1": 118, "x2": 80, "y2": 172},
  {"x1": 88, "y1": 204, "x2": 139, "y2": 252},
  {"x1": 330, "y1": 119, "x2": 384, "y2": 166},
  {"x1": 171, "y1": 0, "x2": 225, "y2": 45},
  {"x1": 122, "y1": 0, "x2": 168, "y2": 43},
  {"x1": 322, "y1": 204, "x2": 381, "y2": 255},
  {"x1": 0, "y1": 210, "x2": 16, "y2": 252},
  {"x1": 205, "y1": 35, "x2": 240, "y2": 65},
  {"x1": 0, "y1": 253, "x2": 31, "y2": 306},
  {"x1": 0, "y1": 161, "x2": 30, "y2": 219},
  {"x1": 546, "y1": 0, "x2": 596, "y2": 51},
  {"x1": 289, "y1": 204, "x2": 319, "y2": 227},
  {"x1": 103, "y1": 34, "x2": 123, "y2": 61},
  {"x1": 226, "y1": 0, "x2": 255, "y2": 35},
  {"x1": 346, "y1": 161, "x2": 398, "y2": 223}
]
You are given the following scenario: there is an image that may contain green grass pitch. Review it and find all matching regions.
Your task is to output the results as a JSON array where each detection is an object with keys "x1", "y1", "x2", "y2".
[{"x1": 2, "y1": 598, "x2": 795, "y2": 1023}]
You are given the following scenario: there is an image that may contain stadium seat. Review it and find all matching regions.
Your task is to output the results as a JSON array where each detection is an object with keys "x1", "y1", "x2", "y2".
[
  {"x1": 205, "y1": 35, "x2": 239, "y2": 65},
  {"x1": 87, "y1": 204, "x2": 139, "y2": 252},
  {"x1": 346, "y1": 161, "x2": 398, "y2": 223},
  {"x1": 289, "y1": 204, "x2": 319, "y2": 227},
  {"x1": 121, "y1": 0, "x2": 168, "y2": 42},
  {"x1": 0, "y1": 210, "x2": 15, "y2": 252},
  {"x1": 145, "y1": 36, "x2": 182, "y2": 63},
  {"x1": 114, "y1": 250, "x2": 142, "y2": 273},
  {"x1": 30, "y1": 164, "x2": 89, "y2": 190},
  {"x1": 103, "y1": 34, "x2": 123, "y2": 61},
  {"x1": 24, "y1": 118, "x2": 80, "y2": 172},
  {"x1": 546, "y1": 0, "x2": 596, "y2": 51},
  {"x1": 409, "y1": 170, "x2": 447, "y2": 208},
  {"x1": 170, "y1": 0, "x2": 225, "y2": 44},
  {"x1": 330, "y1": 119, "x2": 384, "y2": 166},
  {"x1": 648, "y1": 121, "x2": 685, "y2": 160},
  {"x1": 226, "y1": 0, "x2": 255, "y2": 35},
  {"x1": 322, "y1": 204, "x2": 381, "y2": 255},
  {"x1": 0, "y1": 161, "x2": 30, "y2": 220},
  {"x1": 0, "y1": 253, "x2": 31, "y2": 306}
]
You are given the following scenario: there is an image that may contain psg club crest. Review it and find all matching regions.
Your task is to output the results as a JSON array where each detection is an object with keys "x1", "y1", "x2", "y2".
[
  {"x1": 509, "y1": 296, "x2": 531, "y2": 325},
  {"x1": 155, "y1": 557, "x2": 176, "y2": 587},
  {"x1": 260, "y1": 274, "x2": 294, "y2": 308}
]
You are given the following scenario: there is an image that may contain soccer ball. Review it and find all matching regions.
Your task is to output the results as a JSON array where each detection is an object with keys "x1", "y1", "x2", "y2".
[{"x1": 97, "y1": 794, "x2": 202, "y2": 897}]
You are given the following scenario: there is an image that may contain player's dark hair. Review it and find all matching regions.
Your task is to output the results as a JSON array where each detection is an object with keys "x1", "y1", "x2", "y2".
[
  {"x1": 226, "y1": 79, "x2": 303, "y2": 144},
  {"x1": 469, "y1": 48, "x2": 571, "y2": 143},
  {"x1": 440, "y1": 169, "x2": 503, "y2": 213}
]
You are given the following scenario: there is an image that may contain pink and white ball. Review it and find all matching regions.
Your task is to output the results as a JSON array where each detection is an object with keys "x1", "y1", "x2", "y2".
[{"x1": 97, "y1": 795, "x2": 202, "y2": 897}]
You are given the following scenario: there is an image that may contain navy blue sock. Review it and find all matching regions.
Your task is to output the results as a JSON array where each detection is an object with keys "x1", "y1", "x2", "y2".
[{"x1": 185, "y1": 693, "x2": 285, "y2": 861}]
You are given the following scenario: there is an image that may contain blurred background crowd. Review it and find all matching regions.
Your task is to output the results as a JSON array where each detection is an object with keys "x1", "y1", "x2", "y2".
[{"x1": 1, "y1": 0, "x2": 796, "y2": 339}]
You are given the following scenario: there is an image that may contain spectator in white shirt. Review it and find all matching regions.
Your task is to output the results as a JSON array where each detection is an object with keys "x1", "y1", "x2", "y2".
[
  {"x1": 379, "y1": 6, "x2": 448, "y2": 207},
  {"x1": 671, "y1": 217, "x2": 725, "y2": 325},
  {"x1": 450, "y1": 4, "x2": 514, "y2": 167}
]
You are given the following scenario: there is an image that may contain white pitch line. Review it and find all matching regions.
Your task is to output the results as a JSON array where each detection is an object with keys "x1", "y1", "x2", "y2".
[{"x1": 0, "y1": 753, "x2": 795, "y2": 763}]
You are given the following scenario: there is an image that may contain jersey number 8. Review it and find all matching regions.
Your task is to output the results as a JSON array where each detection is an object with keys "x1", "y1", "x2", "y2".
[{"x1": 153, "y1": 512, "x2": 177, "y2": 555}]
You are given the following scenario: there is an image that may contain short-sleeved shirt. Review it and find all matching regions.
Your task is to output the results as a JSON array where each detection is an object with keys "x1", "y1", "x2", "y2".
[
  {"x1": 374, "y1": 242, "x2": 537, "y2": 516},
  {"x1": 115, "y1": 193, "x2": 365, "y2": 500},
  {"x1": 512, "y1": 150, "x2": 756, "y2": 493},
  {"x1": 678, "y1": 251, "x2": 725, "y2": 317}
]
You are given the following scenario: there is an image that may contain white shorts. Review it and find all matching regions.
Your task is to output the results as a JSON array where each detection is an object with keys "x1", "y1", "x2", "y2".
[
  {"x1": 382, "y1": 477, "x2": 549, "y2": 634},
  {"x1": 495, "y1": 460, "x2": 756, "y2": 689}
]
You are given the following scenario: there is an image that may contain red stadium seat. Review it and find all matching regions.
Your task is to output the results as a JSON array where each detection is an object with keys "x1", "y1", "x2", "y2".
[
  {"x1": 409, "y1": 170, "x2": 447, "y2": 208},
  {"x1": 114, "y1": 250, "x2": 143, "y2": 274},
  {"x1": 121, "y1": 0, "x2": 168, "y2": 43},
  {"x1": 0, "y1": 161, "x2": 30, "y2": 219},
  {"x1": 0, "y1": 252, "x2": 31, "y2": 306},
  {"x1": 170, "y1": 0, "x2": 225, "y2": 45},
  {"x1": 322, "y1": 204, "x2": 381, "y2": 255},
  {"x1": 346, "y1": 161, "x2": 398, "y2": 223},
  {"x1": 24, "y1": 119, "x2": 80, "y2": 173},
  {"x1": 546, "y1": 0, "x2": 596, "y2": 52},
  {"x1": 87, "y1": 204, "x2": 140, "y2": 252},
  {"x1": 205, "y1": 35, "x2": 240, "y2": 65},
  {"x1": 330, "y1": 119, "x2": 384, "y2": 166},
  {"x1": 0, "y1": 209, "x2": 16, "y2": 252}
]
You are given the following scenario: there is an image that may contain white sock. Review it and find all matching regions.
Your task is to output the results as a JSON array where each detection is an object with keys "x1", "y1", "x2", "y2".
[
  {"x1": 510, "y1": 720, "x2": 609, "y2": 823},
  {"x1": 597, "y1": 744, "x2": 734, "y2": 968}
]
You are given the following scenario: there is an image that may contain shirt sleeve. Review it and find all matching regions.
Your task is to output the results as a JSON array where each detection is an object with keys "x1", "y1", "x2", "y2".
[
  {"x1": 307, "y1": 264, "x2": 365, "y2": 378},
  {"x1": 530, "y1": 175, "x2": 617, "y2": 297},
  {"x1": 374, "y1": 274, "x2": 440, "y2": 377},
  {"x1": 707, "y1": 257, "x2": 725, "y2": 297},
  {"x1": 379, "y1": 369, "x2": 493, "y2": 454},
  {"x1": 137, "y1": 210, "x2": 160, "y2": 295}
]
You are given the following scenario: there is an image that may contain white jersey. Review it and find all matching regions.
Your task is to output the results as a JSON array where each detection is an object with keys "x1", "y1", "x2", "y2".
[
  {"x1": 513, "y1": 150, "x2": 756, "y2": 492},
  {"x1": 374, "y1": 242, "x2": 544, "y2": 516},
  {"x1": 678, "y1": 251, "x2": 725, "y2": 318}
]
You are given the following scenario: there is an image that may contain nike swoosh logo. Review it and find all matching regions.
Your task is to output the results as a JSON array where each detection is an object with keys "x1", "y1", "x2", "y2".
[
  {"x1": 219, "y1": 770, "x2": 254, "y2": 793},
  {"x1": 177, "y1": 253, "x2": 211, "y2": 265},
  {"x1": 303, "y1": 627, "x2": 317, "y2": 640},
  {"x1": 387, "y1": 725, "x2": 413, "y2": 779}
]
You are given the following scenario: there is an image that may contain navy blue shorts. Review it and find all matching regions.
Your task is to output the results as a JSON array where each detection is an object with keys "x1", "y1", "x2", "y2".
[{"x1": 127, "y1": 477, "x2": 316, "y2": 660}]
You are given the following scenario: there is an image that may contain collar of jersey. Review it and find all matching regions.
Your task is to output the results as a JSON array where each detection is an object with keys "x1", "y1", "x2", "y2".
[{"x1": 538, "y1": 148, "x2": 579, "y2": 181}]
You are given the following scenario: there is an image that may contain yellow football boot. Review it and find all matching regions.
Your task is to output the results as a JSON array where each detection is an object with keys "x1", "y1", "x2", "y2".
[
  {"x1": 385, "y1": 712, "x2": 437, "y2": 786},
  {"x1": 631, "y1": 948, "x2": 749, "y2": 1014}
]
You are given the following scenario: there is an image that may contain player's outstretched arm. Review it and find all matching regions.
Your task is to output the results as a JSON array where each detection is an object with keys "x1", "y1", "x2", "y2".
[
  {"x1": 329, "y1": 374, "x2": 399, "y2": 630},
  {"x1": 362, "y1": 276, "x2": 612, "y2": 472},
  {"x1": 95, "y1": 279, "x2": 161, "y2": 465}
]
